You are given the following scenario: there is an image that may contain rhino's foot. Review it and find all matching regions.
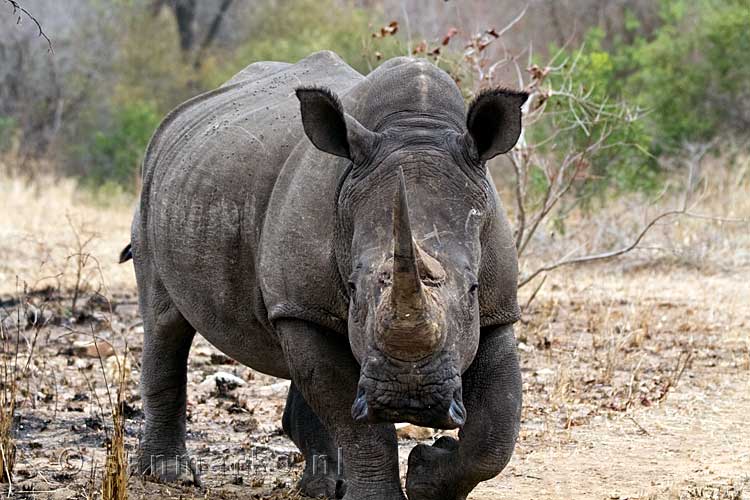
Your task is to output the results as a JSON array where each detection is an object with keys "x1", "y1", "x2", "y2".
[
  {"x1": 135, "y1": 453, "x2": 201, "y2": 487},
  {"x1": 297, "y1": 473, "x2": 346, "y2": 499},
  {"x1": 340, "y1": 484, "x2": 405, "y2": 500},
  {"x1": 406, "y1": 437, "x2": 468, "y2": 500}
]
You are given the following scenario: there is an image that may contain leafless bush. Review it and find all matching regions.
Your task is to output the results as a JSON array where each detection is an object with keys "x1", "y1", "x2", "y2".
[
  {"x1": 65, "y1": 215, "x2": 100, "y2": 318},
  {"x1": 0, "y1": 1, "x2": 101, "y2": 166},
  {"x1": 391, "y1": 12, "x2": 750, "y2": 296}
]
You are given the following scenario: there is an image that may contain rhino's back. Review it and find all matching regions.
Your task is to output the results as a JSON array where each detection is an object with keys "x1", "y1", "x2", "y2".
[
  {"x1": 141, "y1": 51, "x2": 362, "y2": 235},
  {"x1": 136, "y1": 51, "x2": 363, "y2": 376}
]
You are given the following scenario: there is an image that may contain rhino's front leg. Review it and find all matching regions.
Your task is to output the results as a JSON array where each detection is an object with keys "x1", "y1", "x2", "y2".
[
  {"x1": 406, "y1": 324, "x2": 521, "y2": 500},
  {"x1": 276, "y1": 319, "x2": 406, "y2": 500}
]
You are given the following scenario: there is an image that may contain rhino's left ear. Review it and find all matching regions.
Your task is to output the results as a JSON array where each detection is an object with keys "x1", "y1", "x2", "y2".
[
  {"x1": 296, "y1": 87, "x2": 379, "y2": 164},
  {"x1": 464, "y1": 88, "x2": 529, "y2": 162}
]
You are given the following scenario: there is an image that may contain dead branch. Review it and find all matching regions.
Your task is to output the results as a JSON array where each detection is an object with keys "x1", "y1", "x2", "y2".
[
  {"x1": 521, "y1": 274, "x2": 546, "y2": 313},
  {"x1": 518, "y1": 208, "x2": 749, "y2": 288},
  {"x1": 516, "y1": 148, "x2": 589, "y2": 258},
  {"x1": 510, "y1": 153, "x2": 527, "y2": 250},
  {"x1": 462, "y1": 5, "x2": 528, "y2": 91},
  {"x1": 3, "y1": 0, "x2": 53, "y2": 53}
]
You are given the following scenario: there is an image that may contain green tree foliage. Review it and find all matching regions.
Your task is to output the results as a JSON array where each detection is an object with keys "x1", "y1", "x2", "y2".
[
  {"x1": 223, "y1": 0, "x2": 403, "y2": 82},
  {"x1": 529, "y1": 0, "x2": 749, "y2": 198},
  {"x1": 66, "y1": 2, "x2": 218, "y2": 192},
  {"x1": 529, "y1": 29, "x2": 657, "y2": 197},
  {"x1": 558, "y1": 0, "x2": 749, "y2": 152},
  {"x1": 0, "y1": 116, "x2": 16, "y2": 153},
  {"x1": 66, "y1": 0, "x2": 404, "y2": 192},
  {"x1": 77, "y1": 101, "x2": 160, "y2": 190},
  {"x1": 628, "y1": 0, "x2": 750, "y2": 149}
]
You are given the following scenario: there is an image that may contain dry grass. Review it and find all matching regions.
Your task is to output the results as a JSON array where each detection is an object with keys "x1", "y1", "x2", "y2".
[
  {"x1": 496, "y1": 153, "x2": 750, "y2": 285},
  {"x1": 0, "y1": 283, "x2": 48, "y2": 490},
  {"x1": 0, "y1": 173, "x2": 137, "y2": 298}
]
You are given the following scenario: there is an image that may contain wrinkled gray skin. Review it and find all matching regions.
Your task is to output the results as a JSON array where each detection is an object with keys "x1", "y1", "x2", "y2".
[{"x1": 129, "y1": 51, "x2": 526, "y2": 500}]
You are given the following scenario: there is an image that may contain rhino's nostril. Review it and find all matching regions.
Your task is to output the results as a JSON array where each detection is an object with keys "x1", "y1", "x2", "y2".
[
  {"x1": 351, "y1": 388, "x2": 369, "y2": 422},
  {"x1": 448, "y1": 395, "x2": 466, "y2": 427}
]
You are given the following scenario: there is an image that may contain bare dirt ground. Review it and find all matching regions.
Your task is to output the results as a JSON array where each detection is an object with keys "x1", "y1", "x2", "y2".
[{"x1": 1, "y1": 169, "x2": 749, "y2": 499}]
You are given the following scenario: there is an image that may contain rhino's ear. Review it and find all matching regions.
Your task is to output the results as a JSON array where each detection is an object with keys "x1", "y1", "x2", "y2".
[
  {"x1": 296, "y1": 87, "x2": 378, "y2": 163},
  {"x1": 464, "y1": 88, "x2": 528, "y2": 161}
]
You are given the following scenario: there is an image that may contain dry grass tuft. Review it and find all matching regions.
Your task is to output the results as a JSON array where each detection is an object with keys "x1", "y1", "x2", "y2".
[
  {"x1": 91, "y1": 289, "x2": 131, "y2": 500},
  {"x1": 100, "y1": 343, "x2": 129, "y2": 500},
  {"x1": 0, "y1": 306, "x2": 17, "y2": 486},
  {"x1": 0, "y1": 370, "x2": 16, "y2": 485}
]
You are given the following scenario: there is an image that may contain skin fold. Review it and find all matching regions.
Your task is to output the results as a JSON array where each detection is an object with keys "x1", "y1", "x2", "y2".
[{"x1": 128, "y1": 51, "x2": 527, "y2": 499}]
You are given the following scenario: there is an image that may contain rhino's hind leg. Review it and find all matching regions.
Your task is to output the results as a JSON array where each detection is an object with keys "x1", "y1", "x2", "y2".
[
  {"x1": 135, "y1": 263, "x2": 199, "y2": 486},
  {"x1": 283, "y1": 383, "x2": 345, "y2": 498}
]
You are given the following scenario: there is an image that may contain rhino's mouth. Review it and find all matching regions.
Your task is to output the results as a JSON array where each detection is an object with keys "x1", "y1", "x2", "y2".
[{"x1": 352, "y1": 349, "x2": 465, "y2": 429}]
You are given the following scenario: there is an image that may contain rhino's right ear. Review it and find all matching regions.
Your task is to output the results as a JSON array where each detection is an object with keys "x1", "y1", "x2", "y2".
[{"x1": 296, "y1": 87, "x2": 379, "y2": 164}]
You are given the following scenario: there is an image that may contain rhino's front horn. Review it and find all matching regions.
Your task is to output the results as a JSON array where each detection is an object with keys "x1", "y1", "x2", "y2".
[
  {"x1": 376, "y1": 169, "x2": 445, "y2": 361},
  {"x1": 392, "y1": 168, "x2": 422, "y2": 310}
]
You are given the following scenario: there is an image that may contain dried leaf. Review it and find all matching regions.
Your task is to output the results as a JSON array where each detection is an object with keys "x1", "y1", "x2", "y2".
[
  {"x1": 373, "y1": 20, "x2": 399, "y2": 38},
  {"x1": 442, "y1": 27, "x2": 458, "y2": 46},
  {"x1": 412, "y1": 40, "x2": 428, "y2": 54}
]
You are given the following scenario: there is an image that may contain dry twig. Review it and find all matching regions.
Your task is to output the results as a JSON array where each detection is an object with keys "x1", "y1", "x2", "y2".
[
  {"x1": 2, "y1": 0, "x2": 53, "y2": 53},
  {"x1": 518, "y1": 195, "x2": 749, "y2": 288}
]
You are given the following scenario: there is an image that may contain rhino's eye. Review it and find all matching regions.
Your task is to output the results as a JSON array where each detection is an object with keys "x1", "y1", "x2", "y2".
[
  {"x1": 348, "y1": 281, "x2": 357, "y2": 294},
  {"x1": 468, "y1": 283, "x2": 479, "y2": 295},
  {"x1": 378, "y1": 271, "x2": 391, "y2": 285}
]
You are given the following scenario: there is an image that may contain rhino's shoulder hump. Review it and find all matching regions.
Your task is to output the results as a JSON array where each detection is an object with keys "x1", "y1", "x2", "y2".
[
  {"x1": 221, "y1": 51, "x2": 356, "y2": 88},
  {"x1": 295, "y1": 50, "x2": 353, "y2": 72},
  {"x1": 222, "y1": 61, "x2": 293, "y2": 88}
]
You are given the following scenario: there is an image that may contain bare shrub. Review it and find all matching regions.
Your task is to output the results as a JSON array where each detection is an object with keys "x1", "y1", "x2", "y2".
[
  {"x1": 65, "y1": 215, "x2": 100, "y2": 318},
  {"x1": 377, "y1": 12, "x2": 750, "y2": 295}
]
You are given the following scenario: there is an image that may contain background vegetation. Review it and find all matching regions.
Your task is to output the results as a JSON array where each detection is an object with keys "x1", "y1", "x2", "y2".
[{"x1": 1, "y1": 0, "x2": 747, "y2": 195}]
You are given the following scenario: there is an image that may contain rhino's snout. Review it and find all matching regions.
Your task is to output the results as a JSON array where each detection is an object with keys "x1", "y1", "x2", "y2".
[
  {"x1": 351, "y1": 385, "x2": 465, "y2": 429},
  {"x1": 352, "y1": 351, "x2": 465, "y2": 429}
]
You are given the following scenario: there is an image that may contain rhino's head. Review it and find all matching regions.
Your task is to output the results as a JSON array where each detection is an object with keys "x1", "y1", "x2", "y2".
[{"x1": 296, "y1": 67, "x2": 526, "y2": 429}]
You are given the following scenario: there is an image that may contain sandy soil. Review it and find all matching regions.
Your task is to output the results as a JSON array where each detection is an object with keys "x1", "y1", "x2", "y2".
[{"x1": 1, "y1": 172, "x2": 749, "y2": 499}]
